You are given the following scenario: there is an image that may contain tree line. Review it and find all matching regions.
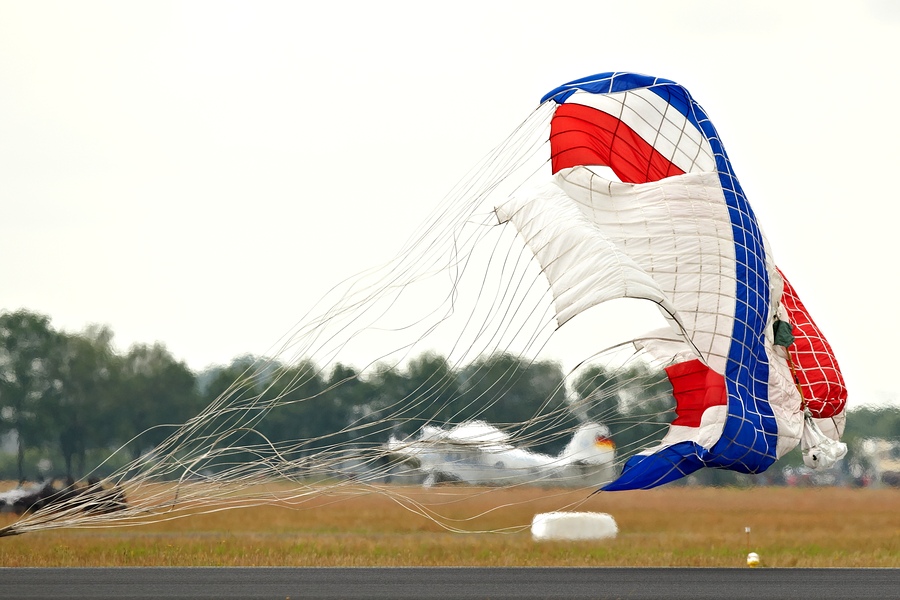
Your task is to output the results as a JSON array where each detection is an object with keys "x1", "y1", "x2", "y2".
[
  {"x1": 1, "y1": 309, "x2": 896, "y2": 484},
  {"x1": 0, "y1": 310, "x2": 201, "y2": 481},
  {"x1": 0, "y1": 309, "x2": 587, "y2": 481}
]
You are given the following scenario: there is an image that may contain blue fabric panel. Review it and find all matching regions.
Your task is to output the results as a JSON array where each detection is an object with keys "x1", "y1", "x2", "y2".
[{"x1": 601, "y1": 442, "x2": 706, "y2": 491}]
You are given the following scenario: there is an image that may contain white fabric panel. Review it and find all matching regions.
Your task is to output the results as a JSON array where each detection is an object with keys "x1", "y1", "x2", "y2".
[
  {"x1": 565, "y1": 89, "x2": 717, "y2": 175},
  {"x1": 555, "y1": 167, "x2": 736, "y2": 374},
  {"x1": 813, "y1": 412, "x2": 845, "y2": 441},
  {"x1": 495, "y1": 186, "x2": 684, "y2": 331},
  {"x1": 767, "y1": 366, "x2": 804, "y2": 458},
  {"x1": 641, "y1": 405, "x2": 729, "y2": 454},
  {"x1": 632, "y1": 329, "x2": 698, "y2": 364}
]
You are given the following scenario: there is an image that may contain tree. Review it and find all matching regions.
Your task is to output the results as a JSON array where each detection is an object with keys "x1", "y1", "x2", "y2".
[
  {"x1": 257, "y1": 358, "x2": 331, "y2": 446},
  {"x1": 399, "y1": 352, "x2": 462, "y2": 432},
  {"x1": 365, "y1": 354, "x2": 460, "y2": 439},
  {"x1": 114, "y1": 342, "x2": 200, "y2": 461},
  {"x1": 842, "y1": 406, "x2": 900, "y2": 447},
  {"x1": 323, "y1": 362, "x2": 375, "y2": 443},
  {"x1": 48, "y1": 325, "x2": 119, "y2": 479},
  {"x1": 456, "y1": 354, "x2": 575, "y2": 455},
  {"x1": 572, "y1": 364, "x2": 621, "y2": 423},
  {"x1": 572, "y1": 361, "x2": 673, "y2": 456},
  {"x1": 0, "y1": 310, "x2": 60, "y2": 480}
]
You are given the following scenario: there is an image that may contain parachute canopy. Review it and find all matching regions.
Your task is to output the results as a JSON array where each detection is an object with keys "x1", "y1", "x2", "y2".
[{"x1": 496, "y1": 72, "x2": 847, "y2": 490}]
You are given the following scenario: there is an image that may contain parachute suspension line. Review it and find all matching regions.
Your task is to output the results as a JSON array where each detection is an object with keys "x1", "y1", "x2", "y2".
[{"x1": 2, "y1": 102, "x2": 596, "y2": 537}]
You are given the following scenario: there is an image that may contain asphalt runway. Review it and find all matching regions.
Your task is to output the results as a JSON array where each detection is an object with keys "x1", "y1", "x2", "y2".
[{"x1": 1, "y1": 567, "x2": 897, "y2": 599}]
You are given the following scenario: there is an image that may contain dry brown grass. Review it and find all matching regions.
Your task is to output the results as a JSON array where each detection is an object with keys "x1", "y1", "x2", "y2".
[{"x1": 1, "y1": 485, "x2": 897, "y2": 567}]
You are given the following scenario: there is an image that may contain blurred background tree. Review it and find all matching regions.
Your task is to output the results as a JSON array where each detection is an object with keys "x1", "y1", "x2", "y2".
[{"x1": 0, "y1": 308, "x2": 895, "y2": 485}]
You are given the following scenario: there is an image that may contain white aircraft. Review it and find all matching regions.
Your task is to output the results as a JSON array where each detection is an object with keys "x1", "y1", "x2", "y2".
[{"x1": 387, "y1": 420, "x2": 616, "y2": 487}]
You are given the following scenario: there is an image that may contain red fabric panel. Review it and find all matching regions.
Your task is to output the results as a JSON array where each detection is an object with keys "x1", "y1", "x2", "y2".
[
  {"x1": 779, "y1": 271, "x2": 848, "y2": 418},
  {"x1": 549, "y1": 103, "x2": 685, "y2": 183},
  {"x1": 664, "y1": 359, "x2": 728, "y2": 428}
]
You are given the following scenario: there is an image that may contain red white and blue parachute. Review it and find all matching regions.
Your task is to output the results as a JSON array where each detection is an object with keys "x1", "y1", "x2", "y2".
[
  {"x1": 497, "y1": 72, "x2": 848, "y2": 490},
  {"x1": 0, "y1": 72, "x2": 850, "y2": 538}
]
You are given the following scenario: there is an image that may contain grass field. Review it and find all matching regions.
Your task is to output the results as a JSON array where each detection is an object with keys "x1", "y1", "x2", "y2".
[{"x1": 1, "y1": 485, "x2": 897, "y2": 567}]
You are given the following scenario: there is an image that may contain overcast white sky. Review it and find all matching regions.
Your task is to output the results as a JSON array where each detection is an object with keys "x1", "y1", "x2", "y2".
[{"x1": 2, "y1": 1, "x2": 898, "y2": 407}]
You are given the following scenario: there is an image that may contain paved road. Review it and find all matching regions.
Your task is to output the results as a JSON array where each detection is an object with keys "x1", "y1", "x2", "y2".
[{"x1": 1, "y1": 567, "x2": 897, "y2": 599}]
